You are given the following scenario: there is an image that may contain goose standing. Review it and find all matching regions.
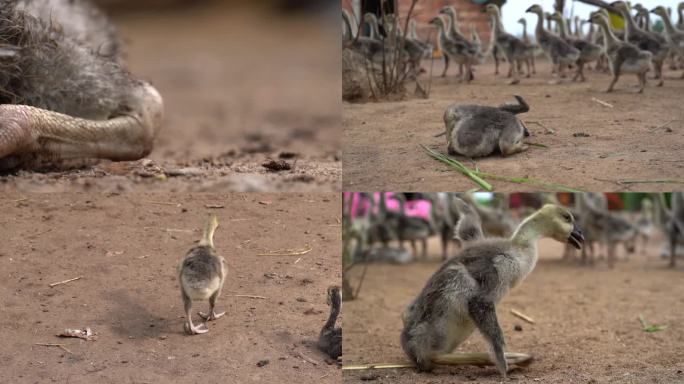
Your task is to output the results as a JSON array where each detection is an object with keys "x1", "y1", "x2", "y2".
[
  {"x1": 429, "y1": 16, "x2": 479, "y2": 83},
  {"x1": 549, "y1": 12, "x2": 601, "y2": 82},
  {"x1": 651, "y1": 5, "x2": 684, "y2": 78},
  {"x1": 589, "y1": 12, "x2": 652, "y2": 92},
  {"x1": 485, "y1": 4, "x2": 534, "y2": 80},
  {"x1": 526, "y1": 4, "x2": 580, "y2": 79},
  {"x1": 611, "y1": 1, "x2": 668, "y2": 87},
  {"x1": 517, "y1": 17, "x2": 537, "y2": 75}
]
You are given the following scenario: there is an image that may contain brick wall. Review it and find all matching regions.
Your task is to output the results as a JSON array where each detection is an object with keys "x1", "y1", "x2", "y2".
[{"x1": 343, "y1": 0, "x2": 493, "y2": 48}]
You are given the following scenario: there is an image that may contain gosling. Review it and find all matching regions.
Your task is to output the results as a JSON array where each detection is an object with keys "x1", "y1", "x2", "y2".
[
  {"x1": 318, "y1": 285, "x2": 342, "y2": 360},
  {"x1": 178, "y1": 214, "x2": 227, "y2": 335},
  {"x1": 401, "y1": 204, "x2": 584, "y2": 378},
  {"x1": 443, "y1": 95, "x2": 530, "y2": 158}
]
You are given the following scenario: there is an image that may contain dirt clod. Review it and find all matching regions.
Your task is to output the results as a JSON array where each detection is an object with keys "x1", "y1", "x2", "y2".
[{"x1": 262, "y1": 159, "x2": 292, "y2": 172}]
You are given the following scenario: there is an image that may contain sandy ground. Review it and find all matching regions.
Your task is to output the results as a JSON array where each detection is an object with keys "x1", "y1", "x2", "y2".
[
  {"x1": 342, "y1": 237, "x2": 684, "y2": 384},
  {"x1": 0, "y1": 3, "x2": 341, "y2": 192},
  {"x1": 0, "y1": 192, "x2": 341, "y2": 383},
  {"x1": 343, "y1": 59, "x2": 684, "y2": 192}
]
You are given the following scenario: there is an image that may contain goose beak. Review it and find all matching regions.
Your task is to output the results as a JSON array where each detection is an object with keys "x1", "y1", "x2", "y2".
[
  {"x1": 567, "y1": 225, "x2": 584, "y2": 250},
  {"x1": 649, "y1": 8, "x2": 657, "y2": 14},
  {"x1": 525, "y1": 6, "x2": 534, "y2": 13}
]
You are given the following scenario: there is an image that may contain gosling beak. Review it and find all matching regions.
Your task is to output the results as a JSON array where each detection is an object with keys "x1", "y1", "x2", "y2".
[
  {"x1": 525, "y1": 6, "x2": 534, "y2": 13},
  {"x1": 649, "y1": 8, "x2": 657, "y2": 14},
  {"x1": 567, "y1": 224, "x2": 584, "y2": 250}
]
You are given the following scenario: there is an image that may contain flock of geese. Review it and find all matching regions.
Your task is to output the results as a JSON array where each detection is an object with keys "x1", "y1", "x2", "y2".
[
  {"x1": 344, "y1": 192, "x2": 684, "y2": 268},
  {"x1": 342, "y1": 2, "x2": 684, "y2": 92}
]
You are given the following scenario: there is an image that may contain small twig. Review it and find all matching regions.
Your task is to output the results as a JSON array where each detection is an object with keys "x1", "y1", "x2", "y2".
[
  {"x1": 34, "y1": 343, "x2": 72, "y2": 354},
  {"x1": 297, "y1": 352, "x2": 320, "y2": 366},
  {"x1": 527, "y1": 121, "x2": 555, "y2": 134},
  {"x1": 258, "y1": 244, "x2": 313, "y2": 256},
  {"x1": 591, "y1": 97, "x2": 613, "y2": 108},
  {"x1": 13, "y1": 197, "x2": 28, "y2": 202},
  {"x1": 294, "y1": 257, "x2": 302, "y2": 264},
  {"x1": 204, "y1": 204, "x2": 225, "y2": 209},
  {"x1": 648, "y1": 119, "x2": 676, "y2": 132},
  {"x1": 144, "y1": 200, "x2": 180, "y2": 207},
  {"x1": 510, "y1": 309, "x2": 535, "y2": 324},
  {"x1": 49, "y1": 277, "x2": 82, "y2": 288},
  {"x1": 231, "y1": 294, "x2": 267, "y2": 300}
]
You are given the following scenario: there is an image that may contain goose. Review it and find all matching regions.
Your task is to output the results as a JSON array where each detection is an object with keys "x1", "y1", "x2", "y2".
[
  {"x1": 318, "y1": 286, "x2": 342, "y2": 359},
  {"x1": 611, "y1": 1, "x2": 668, "y2": 86},
  {"x1": 178, "y1": 214, "x2": 227, "y2": 335},
  {"x1": 517, "y1": 17, "x2": 537, "y2": 75},
  {"x1": 651, "y1": 5, "x2": 684, "y2": 78},
  {"x1": 401, "y1": 204, "x2": 584, "y2": 378},
  {"x1": 526, "y1": 4, "x2": 581, "y2": 79},
  {"x1": 0, "y1": 0, "x2": 163, "y2": 170},
  {"x1": 439, "y1": 6, "x2": 477, "y2": 79},
  {"x1": 443, "y1": 95, "x2": 531, "y2": 158},
  {"x1": 549, "y1": 12, "x2": 602, "y2": 81},
  {"x1": 589, "y1": 12, "x2": 652, "y2": 92},
  {"x1": 429, "y1": 16, "x2": 480, "y2": 83},
  {"x1": 485, "y1": 4, "x2": 534, "y2": 80}
]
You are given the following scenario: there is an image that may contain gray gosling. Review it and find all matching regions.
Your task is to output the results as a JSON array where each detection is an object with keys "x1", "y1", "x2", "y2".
[
  {"x1": 611, "y1": 1, "x2": 668, "y2": 86},
  {"x1": 517, "y1": 17, "x2": 537, "y2": 75},
  {"x1": 401, "y1": 204, "x2": 584, "y2": 378},
  {"x1": 486, "y1": 4, "x2": 535, "y2": 80},
  {"x1": 443, "y1": 95, "x2": 530, "y2": 158},
  {"x1": 451, "y1": 196, "x2": 484, "y2": 244},
  {"x1": 429, "y1": 16, "x2": 479, "y2": 83},
  {"x1": 589, "y1": 12, "x2": 652, "y2": 93},
  {"x1": 549, "y1": 12, "x2": 602, "y2": 82},
  {"x1": 651, "y1": 6, "x2": 684, "y2": 79},
  {"x1": 178, "y1": 214, "x2": 227, "y2": 335},
  {"x1": 526, "y1": 4, "x2": 581, "y2": 79}
]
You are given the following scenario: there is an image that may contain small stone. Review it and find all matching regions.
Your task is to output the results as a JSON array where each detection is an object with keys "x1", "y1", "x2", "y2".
[
  {"x1": 514, "y1": 324, "x2": 523, "y2": 332},
  {"x1": 296, "y1": 297, "x2": 307, "y2": 302},
  {"x1": 257, "y1": 359, "x2": 270, "y2": 367}
]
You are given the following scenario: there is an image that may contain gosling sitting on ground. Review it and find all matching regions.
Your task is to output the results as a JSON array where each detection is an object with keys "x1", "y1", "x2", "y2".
[
  {"x1": 178, "y1": 214, "x2": 227, "y2": 335},
  {"x1": 401, "y1": 204, "x2": 583, "y2": 378},
  {"x1": 442, "y1": 95, "x2": 530, "y2": 158}
]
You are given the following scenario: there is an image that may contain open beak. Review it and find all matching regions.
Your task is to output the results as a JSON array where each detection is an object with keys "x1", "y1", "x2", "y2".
[{"x1": 567, "y1": 224, "x2": 584, "y2": 250}]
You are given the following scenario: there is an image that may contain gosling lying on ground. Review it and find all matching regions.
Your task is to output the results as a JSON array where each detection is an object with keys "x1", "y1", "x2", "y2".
[
  {"x1": 401, "y1": 204, "x2": 584, "y2": 378},
  {"x1": 178, "y1": 214, "x2": 227, "y2": 335},
  {"x1": 442, "y1": 95, "x2": 530, "y2": 158}
]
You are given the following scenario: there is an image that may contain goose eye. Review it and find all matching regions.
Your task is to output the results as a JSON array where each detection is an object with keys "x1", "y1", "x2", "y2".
[{"x1": 562, "y1": 214, "x2": 572, "y2": 222}]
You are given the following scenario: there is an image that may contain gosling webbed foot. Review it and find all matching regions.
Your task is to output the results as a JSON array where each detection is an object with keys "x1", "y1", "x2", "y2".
[
  {"x1": 184, "y1": 322, "x2": 209, "y2": 335},
  {"x1": 198, "y1": 310, "x2": 225, "y2": 321}
]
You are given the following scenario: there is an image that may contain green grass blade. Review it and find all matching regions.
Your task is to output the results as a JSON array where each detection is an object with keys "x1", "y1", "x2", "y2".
[{"x1": 420, "y1": 144, "x2": 493, "y2": 191}]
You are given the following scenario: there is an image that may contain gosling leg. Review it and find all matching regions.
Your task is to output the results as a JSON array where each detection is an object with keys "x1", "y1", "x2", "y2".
[
  {"x1": 606, "y1": 71, "x2": 620, "y2": 93},
  {"x1": 670, "y1": 230, "x2": 678, "y2": 268},
  {"x1": 468, "y1": 297, "x2": 508, "y2": 378},
  {"x1": 198, "y1": 290, "x2": 225, "y2": 321},
  {"x1": 441, "y1": 55, "x2": 450, "y2": 77},
  {"x1": 183, "y1": 291, "x2": 208, "y2": 335}
]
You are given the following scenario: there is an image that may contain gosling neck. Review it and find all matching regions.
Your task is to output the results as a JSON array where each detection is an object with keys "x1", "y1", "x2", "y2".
[
  {"x1": 324, "y1": 295, "x2": 340, "y2": 330},
  {"x1": 658, "y1": 11, "x2": 677, "y2": 35},
  {"x1": 597, "y1": 20, "x2": 619, "y2": 49},
  {"x1": 532, "y1": 10, "x2": 546, "y2": 39},
  {"x1": 509, "y1": 213, "x2": 544, "y2": 280}
]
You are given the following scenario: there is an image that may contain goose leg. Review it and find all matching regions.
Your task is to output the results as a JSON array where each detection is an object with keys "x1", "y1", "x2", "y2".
[
  {"x1": 670, "y1": 230, "x2": 678, "y2": 268},
  {"x1": 183, "y1": 291, "x2": 208, "y2": 335},
  {"x1": 411, "y1": 239, "x2": 417, "y2": 257},
  {"x1": 525, "y1": 59, "x2": 531, "y2": 78},
  {"x1": 637, "y1": 72, "x2": 646, "y2": 93},
  {"x1": 442, "y1": 55, "x2": 450, "y2": 77},
  {"x1": 531, "y1": 55, "x2": 536, "y2": 74},
  {"x1": 0, "y1": 84, "x2": 162, "y2": 170},
  {"x1": 421, "y1": 238, "x2": 427, "y2": 259},
  {"x1": 606, "y1": 71, "x2": 620, "y2": 93},
  {"x1": 468, "y1": 297, "x2": 508, "y2": 378},
  {"x1": 198, "y1": 289, "x2": 225, "y2": 321},
  {"x1": 655, "y1": 60, "x2": 664, "y2": 87}
]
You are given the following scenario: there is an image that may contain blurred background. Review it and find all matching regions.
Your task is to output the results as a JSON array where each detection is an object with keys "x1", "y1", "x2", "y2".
[{"x1": 77, "y1": 0, "x2": 341, "y2": 191}]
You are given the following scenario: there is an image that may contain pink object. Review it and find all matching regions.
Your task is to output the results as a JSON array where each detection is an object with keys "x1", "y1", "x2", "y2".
[{"x1": 345, "y1": 192, "x2": 432, "y2": 221}]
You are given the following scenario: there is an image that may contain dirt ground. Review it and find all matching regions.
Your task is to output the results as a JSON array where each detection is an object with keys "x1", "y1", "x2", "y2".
[
  {"x1": 0, "y1": 192, "x2": 341, "y2": 383},
  {"x1": 343, "y1": 237, "x2": 684, "y2": 384},
  {"x1": 343, "y1": 59, "x2": 684, "y2": 192},
  {"x1": 0, "y1": 3, "x2": 340, "y2": 192}
]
